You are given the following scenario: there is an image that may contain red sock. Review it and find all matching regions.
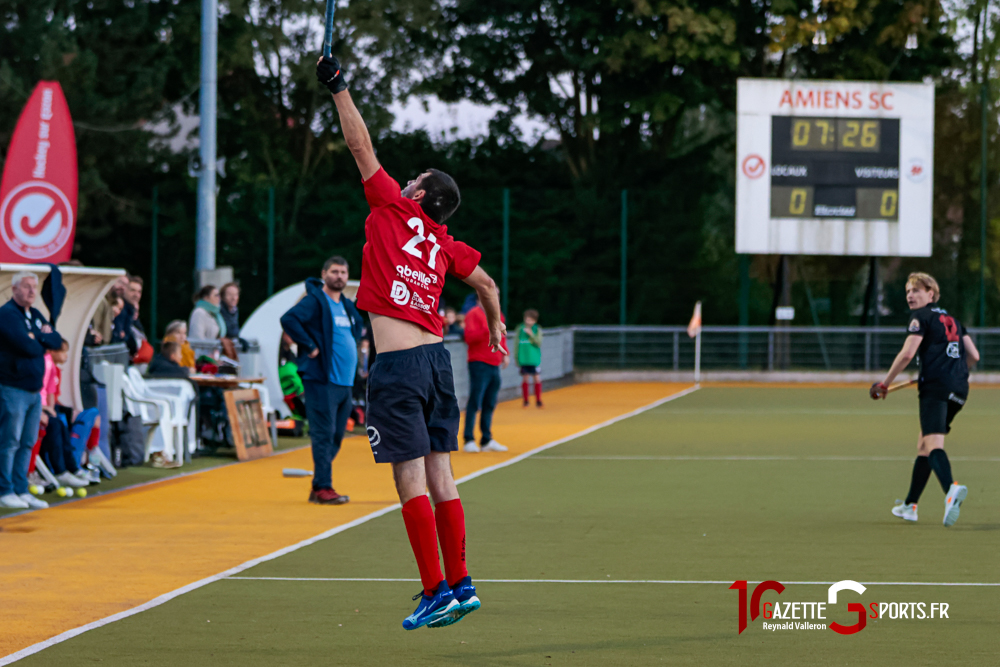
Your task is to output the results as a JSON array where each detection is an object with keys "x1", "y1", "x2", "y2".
[
  {"x1": 435, "y1": 498, "x2": 468, "y2": 587},
  {"x1": 522, "y1": 380, "x2": 529, "y2": 402},
  {"x1": 86, "y1": 426, "x2": 100, "y2": 451},
  {"x1": 401, "y1": 496, "x2": 444, "y2": 594},
  {"x1": 535, "y1": 380, "x2": 543, "y2": 403}
]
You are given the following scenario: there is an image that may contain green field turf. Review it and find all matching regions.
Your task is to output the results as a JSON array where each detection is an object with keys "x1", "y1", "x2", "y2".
[{"x1": 14, "y1": 386, "x2": 1000, "y2": 666}]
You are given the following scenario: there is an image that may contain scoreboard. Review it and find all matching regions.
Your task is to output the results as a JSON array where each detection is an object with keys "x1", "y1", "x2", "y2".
[{"x1": 736, "y1": 80, "x2": 934, "y2": 256}]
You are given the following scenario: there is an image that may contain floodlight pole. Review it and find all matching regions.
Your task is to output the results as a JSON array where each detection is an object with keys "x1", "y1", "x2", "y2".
[
  {"x1": 196, "y1": 0, "x2": 218, "y2": 276},
  {"x1": 981, "y1": 80, "x2": 988, "y2": 327}
]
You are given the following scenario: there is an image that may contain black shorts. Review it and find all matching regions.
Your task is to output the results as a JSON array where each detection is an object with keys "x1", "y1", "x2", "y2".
[
  {"x1": 520, "y1": 365, "x2": 538, "y2": 375},
  {"x1": 365, "y1": 342, "x2": 460, "y2": 463},
  {"x1": 919, "y1": 392, "x2": 966, "y2": 436}
]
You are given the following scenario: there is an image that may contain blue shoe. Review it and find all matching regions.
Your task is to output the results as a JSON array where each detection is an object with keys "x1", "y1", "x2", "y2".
[
  {"x1": 428, "y1": 576, "x2": 481, "y2": 628},
  {"x1": 402, "y1": 581, "x2": 458, "y2": 631}
]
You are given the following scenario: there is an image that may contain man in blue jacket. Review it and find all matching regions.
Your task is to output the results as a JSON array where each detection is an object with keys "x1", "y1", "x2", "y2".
[
  {"x1": 0, "y1": 271, "x2": 64, "y2": 509},
  {"x1": 280, "y1": 257, "x2": 363, "y2": 504}
]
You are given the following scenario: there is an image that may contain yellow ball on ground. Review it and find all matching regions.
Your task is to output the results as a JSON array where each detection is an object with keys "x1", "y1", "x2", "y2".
[
  {"x1": 56, "y1": 487, "x2": 70, "y2": 498},
  {"x1": 29, "y1": 485, "x2": 44, "y2": 496},
  {"x1": 76, "y1": 488, "x2": 87, "y2": 498}
]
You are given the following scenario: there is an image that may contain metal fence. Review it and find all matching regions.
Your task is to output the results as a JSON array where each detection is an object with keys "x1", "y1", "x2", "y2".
[{"x1": 572, "y1": 326, "x2": 1000, "y2": 372}]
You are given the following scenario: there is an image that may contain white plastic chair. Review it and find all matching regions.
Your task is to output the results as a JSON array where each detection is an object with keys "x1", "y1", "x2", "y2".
[
  {"x1": 134, "y1": 369, "x2": 199, "y2": 458},
  {"x1": 121, "y1": 373, "x2": 178, "y2": 464}
]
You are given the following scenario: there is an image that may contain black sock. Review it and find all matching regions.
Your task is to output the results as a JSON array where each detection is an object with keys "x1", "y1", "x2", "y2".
[
  {"x1": 904, "y1": 456, "x2": 931, "y2": 505},
  {"x1": 928, "y1": 449, "x2": 954, "y2": 493}
]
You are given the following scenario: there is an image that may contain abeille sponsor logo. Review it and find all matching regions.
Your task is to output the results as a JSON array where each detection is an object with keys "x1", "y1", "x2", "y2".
[
  {"x1": 396, "y1": 264, "x2": 438, "y2": 287},
  {"x1": 730, "y1": 580, "x2": 950, "y2": 635}
]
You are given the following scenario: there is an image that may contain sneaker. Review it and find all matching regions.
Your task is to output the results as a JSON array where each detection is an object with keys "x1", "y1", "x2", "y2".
[
  {"x1": 428, "y1": 576, "x2": 481, "y2": 628},
  {"x1": 943, "y1": 483, "x2": 968, "y2": 527},
  {"x1": 83, "y1": 466, "x2": 102, "y2": 485},
  {"x1": 19, "y1": 493, "x2": 49, "y2": 509},
  {"x1": 402, "y1": 581, "x2": 458, "y2": 631},
  {"x1": 536, "y1": 400, "x2": 544, "y2": 408},
  {"x1": 891, "y1": 500, "x2": 918, "y2": 522},
  {"x1": 0, "y1": 493, "x2": 29, "y2": 509},
  {"x1": 149, "y1": 452, "x2": 181, "y2": 469},
  {"x1": 480, "y1": 440, "x2": 508, "y2": 453},
  {"x1": 523, "y1": 400, "x2": 530, "y2": 408},
  {"x1": 56, "y1": 472, "x2": 89, "y2": 488},
  {"x1": 90, "y1": 449, "x2": 118, "y2": 478},
  {"x1": 309, "y1": 487, "x2": 349, "y2": 505},
  {"x1": 27, "y1": 471, "x2": 45, "y2": 487},
  {"x1": 463, "y1": 441, "x2": 479, "y2": 453}
]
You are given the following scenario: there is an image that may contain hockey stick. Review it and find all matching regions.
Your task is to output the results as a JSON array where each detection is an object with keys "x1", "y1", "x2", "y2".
[
  {"x1": 322, "y1": 0, "x2": 336, "y2": 57},
  {"x1": 886, "y1": 379, "x2": 917, "y2": 394}
]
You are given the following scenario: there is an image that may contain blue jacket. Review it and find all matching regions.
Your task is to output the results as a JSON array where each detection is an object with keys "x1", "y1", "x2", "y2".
[
  {"x1": 280, "y1": 278, "x2": 363, "y2": 384},
  {"x1": 0, "y1": 299, "x2": 64, "y2": 392}
]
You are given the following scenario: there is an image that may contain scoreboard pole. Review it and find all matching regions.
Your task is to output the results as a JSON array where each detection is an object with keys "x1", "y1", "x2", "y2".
[{"x1": 738, "y1": 255, "x2": 749, "y2": 369}]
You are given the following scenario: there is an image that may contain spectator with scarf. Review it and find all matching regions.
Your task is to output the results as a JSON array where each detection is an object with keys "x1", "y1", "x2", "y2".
[{"x1": 188, "y1": 285, "x2": 225, "y2": 342}]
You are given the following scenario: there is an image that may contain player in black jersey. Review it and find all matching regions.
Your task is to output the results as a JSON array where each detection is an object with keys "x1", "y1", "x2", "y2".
[{"x1": 870, "y1": 273, "x2": 980, "y2": 526}]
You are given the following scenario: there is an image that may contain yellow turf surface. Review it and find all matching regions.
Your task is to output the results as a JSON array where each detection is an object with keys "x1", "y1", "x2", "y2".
[{"x1": 0, "y1": 382, "x2": 689, "y2": 658}]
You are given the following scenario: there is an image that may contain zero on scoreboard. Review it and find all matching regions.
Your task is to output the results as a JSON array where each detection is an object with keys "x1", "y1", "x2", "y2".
[{"x1": 736, "y1": 79, "x2": 934, "y2": 257}]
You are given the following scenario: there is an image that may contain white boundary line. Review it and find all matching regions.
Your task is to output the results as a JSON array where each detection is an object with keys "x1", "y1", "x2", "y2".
[
  {"x1": 530, "y1": 455, "x2": 1000, "y2": 462},
  {"x1": 225, "y1": 576, "x2": 1000, "y2": 587},
  {"x1": 0, "y1": 384, "x2": 699, "y2": 665}
]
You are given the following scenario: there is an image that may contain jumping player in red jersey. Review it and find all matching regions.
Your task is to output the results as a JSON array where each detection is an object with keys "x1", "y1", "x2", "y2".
[{"x1": 317, "y1": 56, "x2": 507, "y2": 630}]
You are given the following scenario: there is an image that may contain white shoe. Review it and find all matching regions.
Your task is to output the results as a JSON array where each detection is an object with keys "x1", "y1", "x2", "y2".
[
  {"x1": 19, "y1": 493, "x2": 48, "y2": 509},
  {"x1": 0, "y1": 493, "x2": 29, "y2": 509},
  {"x1": 943, "y1": 484, "x2": 968, "y2": 527},
  {"x1": 480, "y1": 440, "x2": 508, "y2": 452},
  {"x1": 56, "y1": 472, "x2": 89, "y2": 488},
  {"x1": 891, "y1": 500, "x2": 918, "y2": 522},
  {"x1": 462, "y1": 441, "x2": 479, "y2": 453}
]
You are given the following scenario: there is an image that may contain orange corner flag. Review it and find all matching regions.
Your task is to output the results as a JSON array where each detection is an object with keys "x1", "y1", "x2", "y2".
[{"x1": 687, "y1": 301, "x2": 702, "y2": 339}]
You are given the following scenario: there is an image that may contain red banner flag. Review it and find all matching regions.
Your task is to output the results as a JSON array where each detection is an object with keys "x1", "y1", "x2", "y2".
[{"x1": 0, "y1": 81, "x2": 78, "y2": 263}]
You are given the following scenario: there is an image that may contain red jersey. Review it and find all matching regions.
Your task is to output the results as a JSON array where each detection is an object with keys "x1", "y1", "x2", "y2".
[
  {"x1": 463, "y1": 305, "x2": 505, "y2": 366},
  {"x1": 356, "y1": 168, "x2": 481, "y2": 336}
]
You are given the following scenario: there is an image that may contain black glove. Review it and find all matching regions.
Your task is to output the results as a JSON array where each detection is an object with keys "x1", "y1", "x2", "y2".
[{"x1": 316, "y1": 56, "x2": 347, "y2": 94}]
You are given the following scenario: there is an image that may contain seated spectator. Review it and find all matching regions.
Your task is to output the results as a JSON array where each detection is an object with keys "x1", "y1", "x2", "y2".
[
  {"x1": 444, "y1": 307, "x2": 463, "y2": 335},
  {"x1": 189, "y1": 285, "x2": 225, "y2": 341},
  {"x1": 37, "y1": 342, "x2": 100, "y2": 488},
  {"x1": 147, "y1": 341, "x2": 190, "y2": 378},
  {"x1": 88, "y1": 276, "x2": 128, "y2": 346},
  {"x1": 279, "y1": 333, "x2": 306, "y2": 420},
  {"x1": 162, "y1": 320, "x2": 196, "y2": 369},
  {"x1": 126, "y1": 275, "x2": 153, "y2": 364},
  {"x1": 218, "y1": 283, "x2": 241, "y2": 360},
  {"x1": 109, "y1": 296, "x2": 127, "y2": 344}
]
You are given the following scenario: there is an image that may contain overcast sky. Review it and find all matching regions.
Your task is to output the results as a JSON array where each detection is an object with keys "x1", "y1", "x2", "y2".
[{"x1": 390, "y1": 96, "x2": 554, "y2": 141}]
